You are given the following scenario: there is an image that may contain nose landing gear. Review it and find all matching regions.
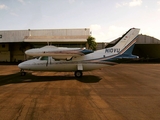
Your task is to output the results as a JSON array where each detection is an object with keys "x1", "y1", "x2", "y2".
[{"x1": 20, "y1": 69, "x2": 26, "y2": 76}]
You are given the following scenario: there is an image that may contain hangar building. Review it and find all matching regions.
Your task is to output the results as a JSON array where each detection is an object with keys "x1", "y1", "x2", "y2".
[{"x1": 0, "y1": 28, "x2": 90, "y2": 62}]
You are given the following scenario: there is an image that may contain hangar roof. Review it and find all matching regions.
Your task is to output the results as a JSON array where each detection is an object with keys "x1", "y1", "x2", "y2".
[{"x1": 24, "y1": 35, "x2": 88, "y2": 42}]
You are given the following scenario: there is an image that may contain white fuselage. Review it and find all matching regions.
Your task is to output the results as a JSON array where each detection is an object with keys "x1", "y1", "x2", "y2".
[{"x1": 18, "y1": 56, "x2": 111, "y2": 72}]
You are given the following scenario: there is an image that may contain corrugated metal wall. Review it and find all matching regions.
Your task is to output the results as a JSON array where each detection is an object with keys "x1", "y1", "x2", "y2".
[
  {"x1": 30, "y1": 29, "x2": 90, "y2": 36},
  {"x1": 0, "y1": 28, "x2": 90, "y2": 43},
  {"x1": 0, "y1": 30, "x2": 28, "y2": 42},
  {"x1": 136, "y1": 35, "x2": 160, "y2": 44}
]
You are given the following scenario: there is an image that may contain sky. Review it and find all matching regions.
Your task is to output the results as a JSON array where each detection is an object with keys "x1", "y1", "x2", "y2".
[{"x1": 0, "y1": 0, "x2": 160, "y2": 42}]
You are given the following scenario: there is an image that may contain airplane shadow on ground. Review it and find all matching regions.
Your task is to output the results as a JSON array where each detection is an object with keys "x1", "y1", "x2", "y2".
[{"x1": 0, "y1": 72, "x2": 102, "y2": 86}]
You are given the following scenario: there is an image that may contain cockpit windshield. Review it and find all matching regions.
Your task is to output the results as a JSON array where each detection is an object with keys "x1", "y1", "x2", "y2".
[{"x1": 40, "y1": 56, "x2": 48, "y2": 60}]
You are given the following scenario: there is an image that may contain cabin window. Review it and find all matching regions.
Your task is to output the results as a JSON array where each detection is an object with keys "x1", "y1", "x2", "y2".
[
  {"x1": 40, "y1": 56, "x2": 48, "y2": 60},
  {"x1": 0, "y1": 35, "x2": 2, "y2": 38}
]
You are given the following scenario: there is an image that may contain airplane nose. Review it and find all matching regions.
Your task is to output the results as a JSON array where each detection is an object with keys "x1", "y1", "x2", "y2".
[{"x1": 18, "y1": 62, "x2": 29, "y2": 70}]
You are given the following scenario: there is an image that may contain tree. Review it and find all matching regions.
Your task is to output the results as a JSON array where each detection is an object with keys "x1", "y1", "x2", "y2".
[{"x1": 87, "y1": 36, "x2": 97, "y2": 51}]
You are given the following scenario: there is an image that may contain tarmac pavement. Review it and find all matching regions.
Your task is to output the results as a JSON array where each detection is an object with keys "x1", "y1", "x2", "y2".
[{"x1": 0, "y1": 64, "x2": 160, "y2": 120}]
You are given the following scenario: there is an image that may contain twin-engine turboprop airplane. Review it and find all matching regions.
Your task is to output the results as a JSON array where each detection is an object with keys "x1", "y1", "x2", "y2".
[{"x1": 18, "y1": 28, "x2": 140, "y2": 77}]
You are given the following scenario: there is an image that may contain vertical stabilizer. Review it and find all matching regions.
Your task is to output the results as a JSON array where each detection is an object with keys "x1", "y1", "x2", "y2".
[
  {"x1": 113, "y1": 28, "x2": 140, "y2": 50},
  {"x1": 105, "y1": 28, "x2": 140, "y2": 56},
  {"x1": 104, "y1": 28, "x2": 140, "y2": 61}
]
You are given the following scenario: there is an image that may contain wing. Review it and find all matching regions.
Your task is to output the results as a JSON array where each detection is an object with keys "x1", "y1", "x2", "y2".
[{"x1": 25, "y1": 45, "x2": 93, "y2": 60}]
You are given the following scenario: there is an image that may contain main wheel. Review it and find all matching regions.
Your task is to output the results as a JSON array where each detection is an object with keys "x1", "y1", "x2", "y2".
[{"x1": 74, "y1": 70, "x2": 83, "y2": 78}]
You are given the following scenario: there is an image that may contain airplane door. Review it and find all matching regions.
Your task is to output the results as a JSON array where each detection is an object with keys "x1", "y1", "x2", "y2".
[
  {"x1": 47, "y1": 56, "x2": 51, "y2": 66},
  {"x1": 46, "y1": 56, "x2": 51, "y2": 67},
  {"x1": 46, "y1": 56, "x2": 54, "y2": 70},
  {"x1": 39, "y1": 56, "x2": 49, "y2": 70},
  {"x1": 46, "y1": 56, "x2": 53, "y2": 67}
]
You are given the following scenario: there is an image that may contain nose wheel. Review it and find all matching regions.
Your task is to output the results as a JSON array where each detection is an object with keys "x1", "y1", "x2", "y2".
[
  {"x1": 74, "y1": 70, "x2": 83, "y2": 78},
  {"x1": 20, "y1": 69, "x2": 26, "y2": 76}
]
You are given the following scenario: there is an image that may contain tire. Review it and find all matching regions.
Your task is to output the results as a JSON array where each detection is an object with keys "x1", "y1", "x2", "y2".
[
  {"x1": 21, "y1": 72, "x2": 26, "y2": 76},
  {"x1": 74, "y1": 70, "x2": 83, "y2": 78}
]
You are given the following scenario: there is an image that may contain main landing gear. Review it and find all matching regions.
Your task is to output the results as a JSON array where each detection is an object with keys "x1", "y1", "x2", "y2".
[
  {"x1": 74, "y1": 70, "x2": 83, "y2": 78},
  {"x1": 20, "y1": 69, "x2": 83, "y2": 77},
  {"x1": 20, "y1": 69, "x2": 26, "y2": 76}
]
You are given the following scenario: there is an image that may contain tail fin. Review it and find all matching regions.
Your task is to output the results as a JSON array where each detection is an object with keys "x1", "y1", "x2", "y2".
[
  {"x1": 105, "y1": 28, "x2": 140, "y2": 55},
  {"x1": 114, "y1": 28, "x2": 140, "y2": 50},
  {"x1": 104, "y1": 28, "x2": 140, "y2": 62}
]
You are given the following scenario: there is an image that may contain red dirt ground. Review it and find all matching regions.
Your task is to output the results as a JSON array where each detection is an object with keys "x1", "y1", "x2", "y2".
[{"x1": 0, "y1": 64, "x2": 160, "y2": 120}]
